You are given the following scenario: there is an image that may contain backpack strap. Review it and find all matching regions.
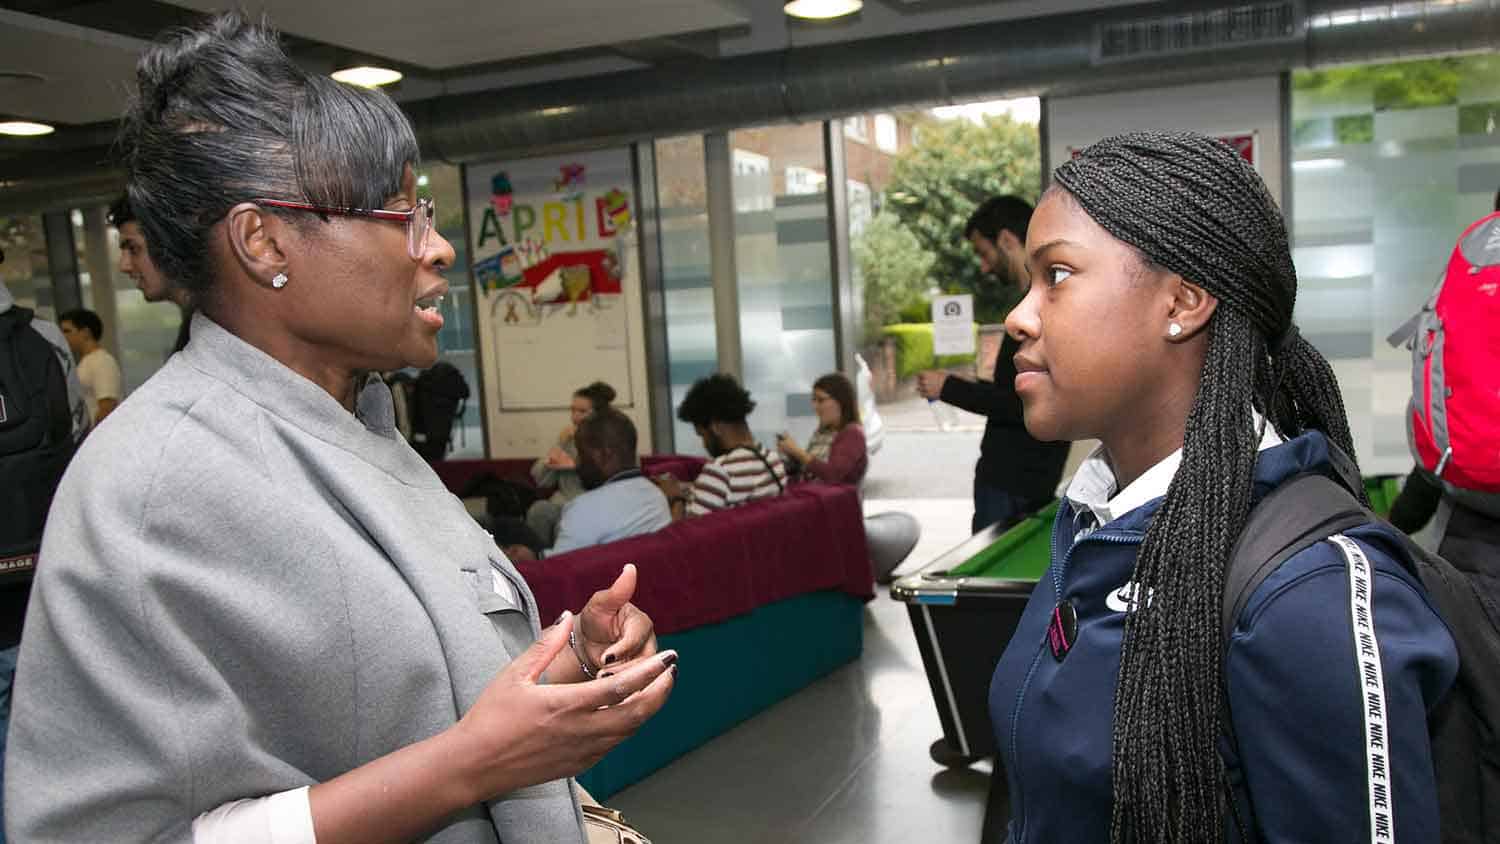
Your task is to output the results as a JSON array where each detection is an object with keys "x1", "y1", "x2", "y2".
[
  {"x1": 1219, "y1": 470, "x2": 1372, "y2": 843},
  {"x1": 1221, "y1": 473, "x2": 1370, "y2": 646},
  {"x1": 737, "y1": 445, "x2": 784, "y2": 494}
]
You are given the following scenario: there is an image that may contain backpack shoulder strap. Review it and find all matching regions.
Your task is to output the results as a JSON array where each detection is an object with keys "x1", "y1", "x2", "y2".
[
  {"x1": 1222, "y1": 473, "x2": 1371, "y2": 647},
  {"x1": 739, "y1": 445, "x2": 785, "y2": 494},
  {"x1": 1219, "y1": 472, "x2": 1374, "y2": 842}
]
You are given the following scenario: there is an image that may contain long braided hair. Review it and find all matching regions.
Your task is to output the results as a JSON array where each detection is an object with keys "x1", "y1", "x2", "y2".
[{"x1": 1050, "y1": 132, "x2": 1362, "y2": 842}]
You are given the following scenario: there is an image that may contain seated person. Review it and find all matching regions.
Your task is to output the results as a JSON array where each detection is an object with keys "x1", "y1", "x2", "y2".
[
  {"x1": 507, "y1": 408, "x2": 670, "y2": 560},
  {"x1": 526, "y1": 380, "x2": 616, "y2": 543},
  {"x1": 659, "y1": 373, "x2": 787, "y2": 519},
  {"x1": 776, "y1": 372, "x2": 868, "y2": 487}
]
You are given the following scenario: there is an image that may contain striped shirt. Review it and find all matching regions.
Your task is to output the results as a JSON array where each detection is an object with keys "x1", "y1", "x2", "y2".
[{"x1": 687, "y1": 444, "x2": 788, "y2": 516}]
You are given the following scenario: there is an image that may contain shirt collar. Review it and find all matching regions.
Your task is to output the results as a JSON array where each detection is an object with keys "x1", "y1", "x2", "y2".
[
  {"x1": 0, "y1": 281, "x2": 14, "y2": 314},
  {"x1": 1065, "y1": 415, "x2": 1285, "y2": 529}
]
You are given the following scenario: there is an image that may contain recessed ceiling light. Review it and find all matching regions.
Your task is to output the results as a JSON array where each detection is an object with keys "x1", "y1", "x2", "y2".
[
  {"x1": 784, "y1": 0, "x2": 862, "y2": 20},
  {"x1": 0, "y1": 121, "x2": 54, "y2": 137},
  {"x1": 331, "y1": 66, "x2": 403, "y2": 88}
]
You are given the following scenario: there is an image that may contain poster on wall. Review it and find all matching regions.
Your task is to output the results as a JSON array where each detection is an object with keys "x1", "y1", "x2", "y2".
[
  {"x1": 1068, "y1": 131, "x2": 1257, "y2": 169},
  {"x1": 465, "y1": 150, "x2": 638, "y2": 410}
]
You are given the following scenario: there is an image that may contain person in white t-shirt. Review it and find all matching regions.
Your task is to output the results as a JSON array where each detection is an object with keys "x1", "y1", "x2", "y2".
[{"x1": 58, "y1": 308, "x2": 123, "y2": 425}]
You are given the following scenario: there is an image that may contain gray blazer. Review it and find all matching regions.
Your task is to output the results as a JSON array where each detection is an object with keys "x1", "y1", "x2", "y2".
[{"x1": 5, "y1": 315, "x2": 584, "y2": 843}]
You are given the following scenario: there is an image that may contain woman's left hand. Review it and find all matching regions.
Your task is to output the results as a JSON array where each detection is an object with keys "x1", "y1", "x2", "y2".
[{"x1": 570, "y1": 564, "x2": 657, "y2": 678}]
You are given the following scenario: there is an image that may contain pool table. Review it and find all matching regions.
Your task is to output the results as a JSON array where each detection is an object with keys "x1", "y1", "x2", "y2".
[
  {"x1": 893, "y1": 475, "x2": 1403, "y2": 769},
  {"x1": 890, "y1": 502, "x2": 1057, "y2": 766}
]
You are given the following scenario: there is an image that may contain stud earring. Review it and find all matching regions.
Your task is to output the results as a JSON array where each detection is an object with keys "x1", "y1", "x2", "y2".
[
  {"x1": 271, "y1": 272, "x2": 288, "y2": 289},
  {"x1": 1167, "y1": 322, "x2": 1183, "y2": 338}
]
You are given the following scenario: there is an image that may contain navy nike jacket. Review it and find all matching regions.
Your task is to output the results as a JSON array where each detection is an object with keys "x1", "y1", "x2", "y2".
[{"x1": 988, "y1": 431, "x2": 1459, "y2": 842}]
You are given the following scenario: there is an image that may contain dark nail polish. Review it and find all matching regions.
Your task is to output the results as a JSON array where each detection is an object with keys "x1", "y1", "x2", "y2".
[
  {"x1": 660, "y1": 652, "x2": 678, "y2": 668},
  {"x1": 599, "y1": 671, "x2": 615, "y2": 679},
  {"x1": 670, "y1": 665, "x2": 678, "y2": 678},
  {"x1": 604, "y1": 654, "x2": 618, "y2": 665}
]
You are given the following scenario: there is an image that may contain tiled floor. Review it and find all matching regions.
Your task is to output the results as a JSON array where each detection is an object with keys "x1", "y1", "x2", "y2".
[{"x1": 609, "y1": 496, "x2": 1008, "y2": 843}]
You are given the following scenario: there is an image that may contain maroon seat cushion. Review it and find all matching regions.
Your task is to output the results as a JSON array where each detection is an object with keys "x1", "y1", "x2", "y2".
[
  {"x1": 432, "y1": 458, "x2": 538, "y2": 496},
  {"x1": 517, "y1": 484, "x2": 873, "y2": 635}
]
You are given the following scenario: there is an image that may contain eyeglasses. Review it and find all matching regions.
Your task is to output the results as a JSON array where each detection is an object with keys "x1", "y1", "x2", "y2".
[{"x1": 252, "y1": 196, "x2": 434, "y2": 260}]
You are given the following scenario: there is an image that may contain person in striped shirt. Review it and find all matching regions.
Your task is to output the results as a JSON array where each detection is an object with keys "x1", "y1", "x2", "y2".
[{"x1": 658, "y1": 373, "x2": 787, "y2": 519}]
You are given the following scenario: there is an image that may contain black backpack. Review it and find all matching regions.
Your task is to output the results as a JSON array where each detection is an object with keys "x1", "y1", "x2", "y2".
[
  {"x1": 0, "y1": 307, "x2": 76, "y2": 583},
  {"x1": 1222, "y1": 457, "x2": 1500, "y2": 843},
  {"x1": 409, "y1": 361, "x2": 470, "y2": 462}
]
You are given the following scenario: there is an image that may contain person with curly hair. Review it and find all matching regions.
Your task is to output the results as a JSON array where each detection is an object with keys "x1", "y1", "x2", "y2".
[{"x1": 658, "y1": 373, "x2": 786, "y2": 519}]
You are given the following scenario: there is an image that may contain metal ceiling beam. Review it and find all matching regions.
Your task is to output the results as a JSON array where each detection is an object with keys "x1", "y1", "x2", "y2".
[{"x1": 3, "y1": 0, "x2": 1498, "y2": 199}]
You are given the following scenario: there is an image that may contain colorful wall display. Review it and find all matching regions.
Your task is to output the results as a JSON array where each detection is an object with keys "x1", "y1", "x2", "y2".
[
  {"x1": 467, "y1": 150, "x2": 639, "y2": 408},
  {"x1": 464, "y1": 148, "x2": 651, "y2": 456}
]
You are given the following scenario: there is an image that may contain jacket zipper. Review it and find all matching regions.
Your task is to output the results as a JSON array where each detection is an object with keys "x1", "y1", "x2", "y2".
[{"x1": 1007, "y1": 518, "x2": 1142, "y2": 844}]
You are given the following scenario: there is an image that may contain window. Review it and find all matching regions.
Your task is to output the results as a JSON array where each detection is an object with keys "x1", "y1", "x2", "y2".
[
  {"x1": 875, "y1": 114, "x2": 899, "y2": 153},
  {"x1": 1290, "y1": 54, "x2": 1500, "y2": 473},
  {"x1": 655, "y1": 134, "x2": 717, "y2": 452},
  {"x1": 785, "y1": 165, "x2": 827, "y2": 196},
  {"x1": 847, "y1": 180, "x2": 873, "y2": 237},
  {"x1": 730, "y1": 123, "x2": 835, "y2": 449},
  {"x1": 733, "y1": 149, "x2": 773, "y2": 212},
  {"x1": 843, "y1": 115, "x2": 869, "y2": 143}
]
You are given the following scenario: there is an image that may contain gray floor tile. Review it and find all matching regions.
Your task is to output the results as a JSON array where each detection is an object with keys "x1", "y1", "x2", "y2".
[{"x1": 609, "y1": 594, "x2": 997, "y2": 843}]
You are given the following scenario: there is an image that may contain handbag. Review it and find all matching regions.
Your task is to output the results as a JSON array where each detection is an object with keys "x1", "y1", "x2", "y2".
[{"x1": 582, "y1": 804, "x2": 652, "y2": 844}]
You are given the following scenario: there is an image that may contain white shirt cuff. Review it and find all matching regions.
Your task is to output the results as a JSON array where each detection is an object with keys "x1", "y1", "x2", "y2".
[{"x1": 192, "y1": 786, "x2": 316, "y2": 844}]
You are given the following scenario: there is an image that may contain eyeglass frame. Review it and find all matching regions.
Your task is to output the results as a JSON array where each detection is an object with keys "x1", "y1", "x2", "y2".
[{"x1": 251, "y1": 196, "x2": 434, "y2": 261}]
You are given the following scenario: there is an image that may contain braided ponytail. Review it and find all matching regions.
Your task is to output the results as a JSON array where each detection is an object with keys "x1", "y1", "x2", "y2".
[{"x1": 1051, "y1": 132, "x2": 1362, "y2": 842}]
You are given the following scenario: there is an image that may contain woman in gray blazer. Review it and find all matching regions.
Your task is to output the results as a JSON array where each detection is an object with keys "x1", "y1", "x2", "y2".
[{"x1": 4, "y1": 13, "x2": 675, "y2": 844}]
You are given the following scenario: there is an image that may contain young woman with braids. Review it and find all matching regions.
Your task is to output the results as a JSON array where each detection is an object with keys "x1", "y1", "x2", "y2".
[{"x1": 988, "y1": 132, "x2": 1457, "y2": 843}]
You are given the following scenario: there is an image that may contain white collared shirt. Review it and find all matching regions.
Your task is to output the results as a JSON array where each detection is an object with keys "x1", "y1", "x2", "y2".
[{"x1": 1065, "y1": 417, "x2": 1286, "y2": 538}]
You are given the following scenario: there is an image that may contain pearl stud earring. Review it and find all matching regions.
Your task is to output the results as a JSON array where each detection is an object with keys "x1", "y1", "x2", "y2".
[{"x1": 1168, "y1": 322, "x2": 1183, "y2": 338}]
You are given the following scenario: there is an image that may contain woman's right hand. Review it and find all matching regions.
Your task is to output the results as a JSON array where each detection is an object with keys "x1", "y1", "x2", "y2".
[
  {"x1": 449, "y1": 612, "x2": 676, "y2": 802},
  {"x1": 558, "y1": 425, "x2": 576, "y2": 446}
]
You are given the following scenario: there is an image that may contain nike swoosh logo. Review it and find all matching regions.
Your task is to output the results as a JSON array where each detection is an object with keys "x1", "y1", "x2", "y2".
[{"x1": 1106, "y1": 582, "x2": 1154, "y2": 613}]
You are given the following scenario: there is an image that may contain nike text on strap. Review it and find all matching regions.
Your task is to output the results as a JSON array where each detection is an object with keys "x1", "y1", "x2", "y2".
[{"x1": 1331, "y1": 534, "x2": 1396, "y2": 844}]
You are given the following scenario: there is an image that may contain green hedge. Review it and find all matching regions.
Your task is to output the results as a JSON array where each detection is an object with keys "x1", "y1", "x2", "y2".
[{"x1": 882, "y1": 323, "x2": 977, "y2": 380}]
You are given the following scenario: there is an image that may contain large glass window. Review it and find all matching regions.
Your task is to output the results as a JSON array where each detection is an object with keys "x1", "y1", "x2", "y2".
[
  {"x1": 729, "y1": 123, "x2": 836, "y2": 449},
  {"x1": 841, "y1": 99, "x2": 1039, "y2": 385},
  {"x1": 1291, "y1": 55, "x2": 1500, "y2": 473},
  {"x1": 654, "y1": 135, "x2": 718, "y2": 452}
]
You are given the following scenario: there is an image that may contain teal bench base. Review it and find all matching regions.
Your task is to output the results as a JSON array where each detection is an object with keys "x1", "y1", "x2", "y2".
[{"x1": 577, "y1": 590, "x2": 866, "y2": 799}]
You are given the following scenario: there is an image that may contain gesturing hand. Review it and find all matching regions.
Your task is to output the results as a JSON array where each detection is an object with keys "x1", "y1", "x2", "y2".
[
  {"x1": 577, "y1": 564, "x2": 658, "y2": 673},
  {"x1": 454, "y1": 612, "x2": 676, "y2": 802}
]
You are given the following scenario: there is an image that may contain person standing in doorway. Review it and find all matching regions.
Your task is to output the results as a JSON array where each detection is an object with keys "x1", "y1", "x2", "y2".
[
  {"x1": 58, "y1": 308, "x2": 123, "y2": 426},
  {"x1": 110, "y1": 195, "x2": 194, "y2": 354},
  {"x1": 916, "y1": 196, "x2": 1069, "y2": 532}
]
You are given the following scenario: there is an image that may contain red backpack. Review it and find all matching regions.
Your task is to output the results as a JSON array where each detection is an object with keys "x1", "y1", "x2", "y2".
[{"x1": 1391, "y1": 211, "x2": 1500, "y2": 516}]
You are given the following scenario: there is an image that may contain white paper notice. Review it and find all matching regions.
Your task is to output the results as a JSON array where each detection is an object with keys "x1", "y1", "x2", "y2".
[{"x1": 931, "y1": 294, "x2": 975, "y2": 357}]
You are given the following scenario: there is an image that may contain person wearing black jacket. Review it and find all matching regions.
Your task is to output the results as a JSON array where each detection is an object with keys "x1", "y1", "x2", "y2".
[{"x1": 917, "y1": 196, "x2": 1069, "y2": 532}]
